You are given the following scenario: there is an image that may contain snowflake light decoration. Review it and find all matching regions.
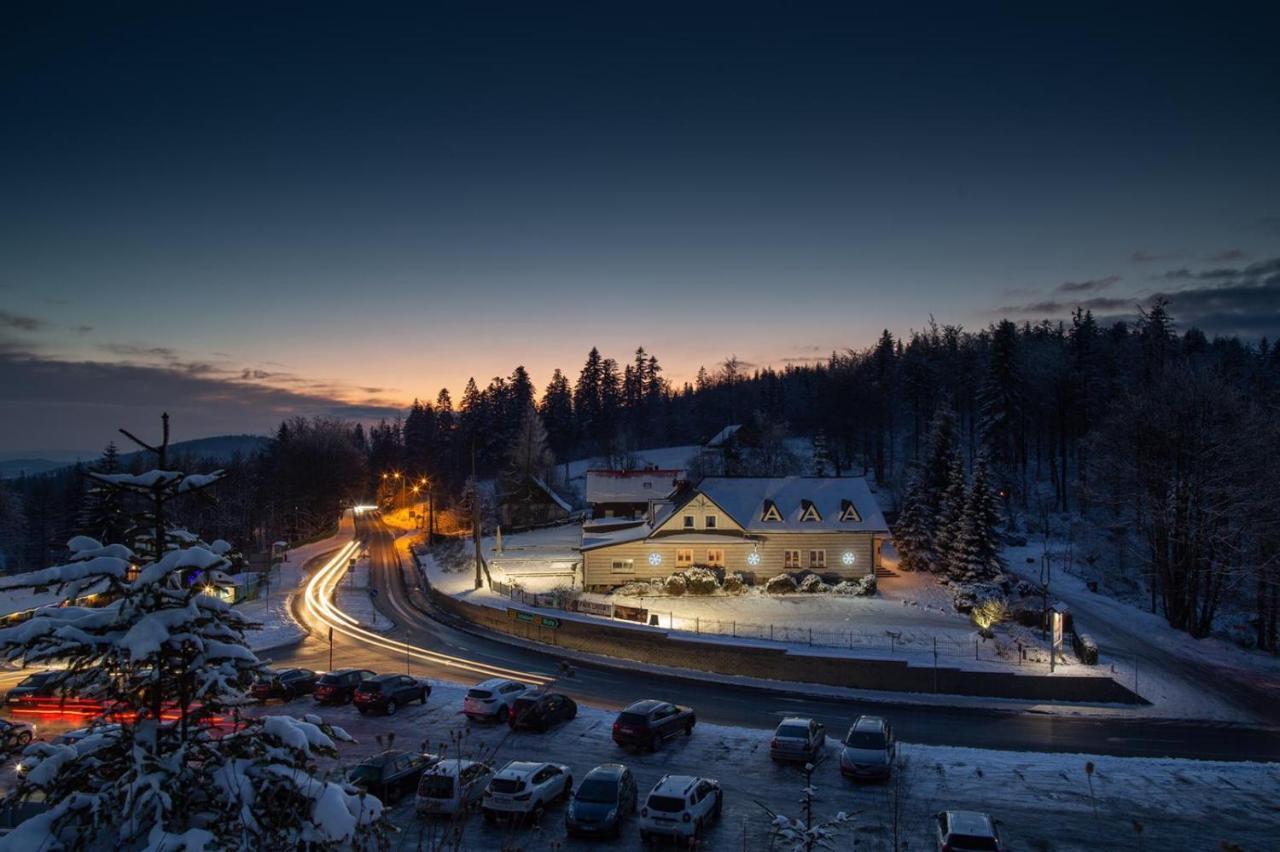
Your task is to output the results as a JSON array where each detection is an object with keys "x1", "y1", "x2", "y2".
[
  {"x1": 841, "y1": 551, "x2": 856, "y2": 565},
  {"x1": 746, "y1": 551, "x2": 761, "y2": 566},
  {"x1": 648, "y1": 552, "x2": 662, "y2": 567}
]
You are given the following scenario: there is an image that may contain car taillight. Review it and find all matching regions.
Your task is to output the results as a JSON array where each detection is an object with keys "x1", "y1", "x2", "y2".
[{"x1": 612, "y1": 722, "x2": 620, "y2": 732}]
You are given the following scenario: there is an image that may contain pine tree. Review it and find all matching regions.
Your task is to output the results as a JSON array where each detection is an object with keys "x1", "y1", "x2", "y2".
[
  {"x1": 79, "y1": 441, "x2": 128, "y2": 545},
  {"x1": 935, "y1": 452, "x2": 968, "y2": 577},
  {"x1": 893, "y1": 474, "x2": 931, "y2": 572},
  {"x1": 955, "y1": 453, "x2": 1005, "y2": 580},
  {"x1": 539, "y1": 369, "x2": 576, "y2": 480},
  {"x1": 0, "y1": 415, "x2": 387, "y2": 849}
]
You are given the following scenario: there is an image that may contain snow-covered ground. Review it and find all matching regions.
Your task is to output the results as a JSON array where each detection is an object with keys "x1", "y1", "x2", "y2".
[
  {"x1": 1005, "y1": 541, "x2": 1280, "y2": 723},
  {"x1": 422, "y1": 525, "x2": 1091, "y2": 677},
  {"x1": 236, "y1": 680, "x2": 1279, "y2": 851},
  {"x1": 333, "y1": 556, "x2": 394, "y2": 633}
]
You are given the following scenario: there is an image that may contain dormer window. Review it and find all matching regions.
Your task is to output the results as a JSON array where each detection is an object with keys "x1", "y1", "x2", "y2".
[
  {"x1": 761, "y1": 500, "x2": 782, "y2": 522},
  {"x1": 799, "y1": 500, "x2": 822, "y2": 523},
  {"x1": 839, "y1": 499, "x2": 861, "y2": 523}
]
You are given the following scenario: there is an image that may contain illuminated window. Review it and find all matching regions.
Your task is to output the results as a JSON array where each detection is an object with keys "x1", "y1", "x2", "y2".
[
  {"x1": 809, "y1": 550, "x2": 826, "y2": 568},
  {"x1": 676, "y1": 548, "x2": 693, "y2": 567},
  {"x1": 706, "y1": 549, "x2": 725, "y2": 567},
  {"x1": 610, "y1": 559, "x2": 635, "y2": 573},
  {"x1": 784, "y1": 550, "x2": 801, "y2": 569}
]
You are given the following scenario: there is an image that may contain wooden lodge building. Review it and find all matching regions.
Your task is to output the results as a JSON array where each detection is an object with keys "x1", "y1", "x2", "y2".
[{"x1": 580, "y1": 476, "x2": 889, "y2": 590}]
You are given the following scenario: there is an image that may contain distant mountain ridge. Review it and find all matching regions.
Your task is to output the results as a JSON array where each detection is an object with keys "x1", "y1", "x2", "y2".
[{"x1": 0, "y1": 434, "x2": 271, "y2": 479}]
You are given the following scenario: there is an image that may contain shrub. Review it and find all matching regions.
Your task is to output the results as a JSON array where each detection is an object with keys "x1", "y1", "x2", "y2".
[
  {"x1": 765, "y1": 574, "x2": 797, "y2": 594},
  {"x1": 616, "y1": 581, "x2": 652, "y2": 597},
  {"x1": 664, "y1": 573, "x2": 688, "y2": 596},
  {"x1": 682, "y1": 567, "x2": 721, "y2": 595},
  {"x1": 972, "y1": 597, "x2": 1010, "y2": 630},
  {"x1": 1073, "y1": 632, "x2": 1099, "y2": 665},
  {"x1": 797, "y1": 573, "x2": 830, "y2": 594},
  {"x1": 722, "y1": 572, "x2": 747, "y2": 595},
  {"x1": 953, "y1": 582, "x2": 1005, "y2": 614}
]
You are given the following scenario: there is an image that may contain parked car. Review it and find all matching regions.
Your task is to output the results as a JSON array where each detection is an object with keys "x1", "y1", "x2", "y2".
[
  {"x1": 353, "y1": 674, "x2": 429, "y2": 715},
  {"x1": 415, "y1": 759, "x2": 494, "y2": 817},
  {"x1": 0, "y1": 719, "x2": 35, "y2": 753},
  {"x1": 934, "y1": 810, "x2": 1004, "y2": 851},
  {"x1": 50, "y1": 723, "x2": 120, "y2": 747},
  {"x1": 346, "y1": 750, "x2": 438, "y2": 802},
  {"x1": 250, "y1": 668, "x2": 318, "y2": 702},
  {"x1": 463, "y1": 678, "x2": 529, "y2": 722},
  {"x1": 840, "y1": 715, "x2": 896, "y2": 780},
  {"x1": 638, "y1": 774, "x2": 722, "y2": 845},
  {"x1": 770, "y1": 716, "x2": 825, "y2": 763},
  {"x1": 313, "y1": 669, "x2": 376, "y2": 705},
  {"x1": 4, "y1": 671, "x2": 60, "y2": 705},
  {"x1": 481, "y1": 760, "x2": 573, "y2": 823},
  {"x1": 509, "y1": 692, "x2": 577, "y2": 732},
  {"x1": 566, "y1": 763, "x2": 638, "y2": 839},
  {"x1": 611, "y1": 699, "x2": 696, "y2": 752}
]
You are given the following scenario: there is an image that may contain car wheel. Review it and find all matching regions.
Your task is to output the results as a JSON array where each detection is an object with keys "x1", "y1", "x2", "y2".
[
  {"x1": 693, "y1": 817, "x2": 704, "y2": 841},
  {"x1": 685, "y1": 722, "x2": 694, "y2": 737},
  {"x1": 16, "y1": 731, "x2": 30, "y2": 746},
  {"x1": 386, "y1": 700, "x2": 397, "y2": 716},
  {"x1": 420, "y1": 689, "x2": 428, "y2": 705},
  {"x1": 497, "y1": 705, "x2": 509, "y2": 724},
  {"x1": 531, "y1": 802, "x2": 545, "y2": 825},
  {"x1": 713, "y1": 792, "x2": 723, "y2": 819},
  {"x1": 650, "y1": 733, "x2": 663, "y2": 753},
  {"x1": 562, "y1": 778, "x2": 573, "y2": 802},
  {"x1": 568, "y1": 704, "x2": 577, "y2": 720}
]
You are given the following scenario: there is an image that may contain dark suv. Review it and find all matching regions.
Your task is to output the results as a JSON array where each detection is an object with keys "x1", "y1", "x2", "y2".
[
  {"x1": 251, "y1": 668, "x2": 318, "y2": 702},
  {"x1": 612, "y1": 699, "x2": 696, "y2": 752},
  {"x1": 353, "y1": 674, "x2": 429, "y2": 715},
  {"x1": 509, "y1": 692, "x2": 577, "y2": 732},
  {"x1": 313, "y1": 668, "x2": 376, "y2": 705}
]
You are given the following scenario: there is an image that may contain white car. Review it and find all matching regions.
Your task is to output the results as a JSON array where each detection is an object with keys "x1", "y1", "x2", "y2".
[
  {"x1": 415, "y1": 759, "x2": 494, "y2": 817},
  {"x1": 934, "y1": 810, "x2": 1005, "y2": 851},
  {"x1": 481, "y1": 760, "x2": 573, "y2": 823},
  {"x1": 639, "y1": 774, "x2": 722, "y2": 844},
  {"x1": 463, "y1": 678, "x2": 529, "y2": 723},
  {"x1": 0, "y1": 719, "x2": 35, "y2": 753}
]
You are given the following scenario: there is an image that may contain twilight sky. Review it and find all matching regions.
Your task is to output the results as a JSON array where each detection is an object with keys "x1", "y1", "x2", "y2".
[{"x1": 2, "y1": 2, "x2": 1279, "y2": 455}]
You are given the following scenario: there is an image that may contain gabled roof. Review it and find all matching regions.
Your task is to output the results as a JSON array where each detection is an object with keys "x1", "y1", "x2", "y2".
[
  {"x1": 696, "y1": 477, "x2": 888, "y2": 533},
  {"x1": 585, "y1": 469, "x2": 684, "y2": 504}
]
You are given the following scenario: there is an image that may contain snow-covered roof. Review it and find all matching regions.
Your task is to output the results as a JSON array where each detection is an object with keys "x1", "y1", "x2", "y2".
[
  {"x1": 531, "y1": 476, "x2": 572, "y2": 513},
  {"x1": 585, "y1": 469, "x2": 684, "y2": 505},
  {"x1": 696, "y1": 477, "x2": 889, "y2": 533},
  {"x1": 704, "y1": 424, "x2": 742, "y2": 449},
  {"x1": 580, "y1": 522, "x2": 653, "y2": 551}
]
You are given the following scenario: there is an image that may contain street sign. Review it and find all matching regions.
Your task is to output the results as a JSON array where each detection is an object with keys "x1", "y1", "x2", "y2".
[{"x1": 507, "y1": 609, "x2": 560, "y2": 629}]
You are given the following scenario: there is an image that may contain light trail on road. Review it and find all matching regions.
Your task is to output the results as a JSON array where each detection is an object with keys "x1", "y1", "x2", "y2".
[{"x1": 300, "y1": 535, "x2": 550, "y2": 686}]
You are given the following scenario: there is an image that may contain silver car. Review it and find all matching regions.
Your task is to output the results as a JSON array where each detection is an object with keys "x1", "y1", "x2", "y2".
[
  {"x1": 415, "y1": 759, "x2": 494, "y2": 817},
  {"x1": 770, "y1": 716, "x2": 825, "y2": 762},
  {"x1": 839, "y1": 715, "x2": 895, "y2": 780}
]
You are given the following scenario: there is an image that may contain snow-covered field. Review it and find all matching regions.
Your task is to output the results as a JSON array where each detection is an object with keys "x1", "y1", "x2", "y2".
[{"x1": 235, "y1": 679, "x2": 1279, "y2": 851}]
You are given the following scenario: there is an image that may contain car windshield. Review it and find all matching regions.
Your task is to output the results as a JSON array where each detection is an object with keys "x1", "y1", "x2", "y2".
[
  {"x1": 318, "y1": 674, "x2": 345, "y2": 685},
  {"x1": 948, "y1": 836, "x2": 999, "y2": 851},
  {"x1": 845, "y1": 731, "x2": 886, "y2": 749},
  {"x1": 617, "y1": 712, "x2": 647, "y2": 726},
  {"x1": 574, "y1": 778, "x2": 618, "y2": 804},
  {"x1": 418, "y1": 775, "x2": 455, "y2": 798},
  {"x1": 21, "y1": 673, "x2": 55, "y2": 686},
  {"x1": 489, "y1": 778, "x2": 524, "y2": 794},
  {"x1": 348, "y1": 765, "x2": 382, "y2": 785},
  {"x1": 358, "y1": 682, "x2": 383, "y2": 692},
  {"x1": 776, "y1": 724, "x2": 809, "y2": 739},
  {"x1": 647, "y1": 795, "x2": 685, "y2": 813},
  {"x1": 466, "y1": 689, "x2": 493, "y2": 700}
]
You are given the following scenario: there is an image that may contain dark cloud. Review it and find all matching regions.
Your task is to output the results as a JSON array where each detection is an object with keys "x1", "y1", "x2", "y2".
[
  {"x1": 1208, "y1": 248, "x2": 1247, "y2": 262},
  {"x1": 1055, "y1": 275, "x2": 1120, "y2": 294},
  {"x1": 0, "y1": 311, "x2": 47, "y2": 332},
  {"x1": 99, "y1": 342, "x2": 180, "y2": 360},
  {"x1": 0, "y1": 351, "x2": 404, "y2": 454},
  {"x1": 997, "y1": 257, "x2": 1280, "y2": 339}
]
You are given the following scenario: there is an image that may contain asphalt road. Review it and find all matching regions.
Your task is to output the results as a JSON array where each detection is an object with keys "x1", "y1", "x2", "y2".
[{"x1": 273, "y1": 513, "x2": 1280, "y2": 764}]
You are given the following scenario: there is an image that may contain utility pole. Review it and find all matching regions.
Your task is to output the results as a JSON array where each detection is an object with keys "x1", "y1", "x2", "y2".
[{"x1": 471, "y1": 440, "x2": 492, "y2": 589}]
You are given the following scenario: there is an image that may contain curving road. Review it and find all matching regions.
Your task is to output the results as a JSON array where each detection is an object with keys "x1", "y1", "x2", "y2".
[{"x1": 274, "y1": 512, "x2": 1280, "y2": 764}]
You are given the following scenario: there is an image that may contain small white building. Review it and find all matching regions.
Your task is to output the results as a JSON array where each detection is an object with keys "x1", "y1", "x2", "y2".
[{"x1": 584, "y1": 467, "x2": 686, "y2": 519}]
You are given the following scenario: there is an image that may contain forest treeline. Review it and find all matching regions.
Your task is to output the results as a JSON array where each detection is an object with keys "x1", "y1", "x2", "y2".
[{"x1": 2, "y1": 304, "x2": 1278, "y2": 648}]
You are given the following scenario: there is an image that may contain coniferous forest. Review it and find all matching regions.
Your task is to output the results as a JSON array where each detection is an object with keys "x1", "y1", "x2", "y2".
[{"x1": 2, "y1": 304, "x2": 1279, "y2": 649}]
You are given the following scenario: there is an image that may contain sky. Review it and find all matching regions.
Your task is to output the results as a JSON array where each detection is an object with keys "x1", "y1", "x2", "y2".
[{"x1": 2, "y1": 2, "x2": 1279, "y2": 456}]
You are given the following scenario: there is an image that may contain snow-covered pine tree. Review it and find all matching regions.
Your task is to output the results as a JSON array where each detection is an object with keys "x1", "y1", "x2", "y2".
[
  {"x1": 0, "y1": 415, "x2": 386, "y2": 851},
  {"x1": 935, "y1": 452, "x2": 968, "y2": 578},
  {"x1": 892, "y1": 474, "x2": 931, "y2": 572},
  {"x1": 954, "y1": 452, "x2": 1006, "y2": 581},
  {"x1": 893, "y1": 406, "x2": 960, "y2": 572}
]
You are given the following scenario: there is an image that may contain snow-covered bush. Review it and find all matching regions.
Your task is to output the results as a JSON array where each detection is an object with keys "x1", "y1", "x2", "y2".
[
  {"x1": 663, "y1": 573, "x2": 688, "y2": 596},
  {"x1": 616, "y1": 580, "x2": 653, "y2": 597},
  {"x1": 972, "y1": 597, "x2": 1010, "y2": 631},
  {"x1": 797, "y1": 573, "x2": 830, "y2": 594},
  {"x1": 682, "y1": 567, "x2": 720, "y2": 595},
  {"x1": 1013, "y1": 578, "x2": 1043, "y2": 599},
  {"x1": 765, "y1": 574, "x2": 797, "y2": 594},
  {"x1": 1073, "y1": 632, "x2": 1099, "y2": 665},
  {"x1": 952, "y1": 582, "x2": 1006, "y2": 614},
  {"x1": 832, "y1": 575, "x2": 877, "y2": 596},
  {"x1": 722, "y1": 572, "x2": 747, "y2": 595}
]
